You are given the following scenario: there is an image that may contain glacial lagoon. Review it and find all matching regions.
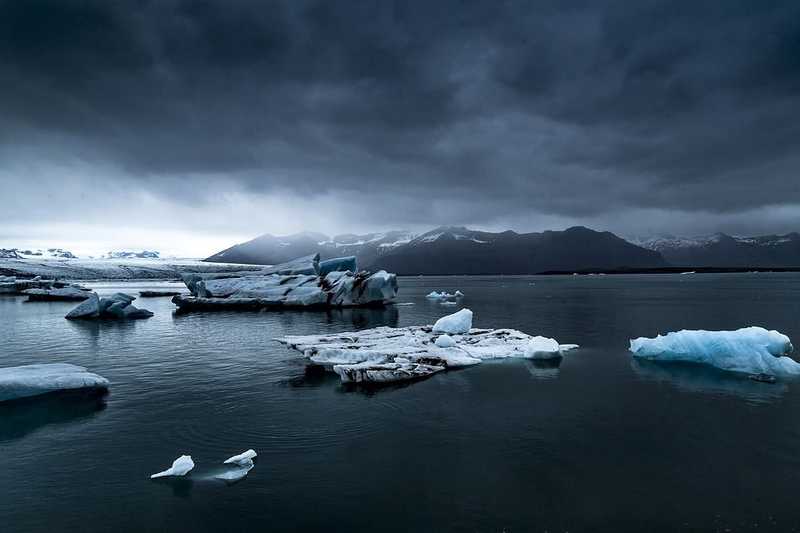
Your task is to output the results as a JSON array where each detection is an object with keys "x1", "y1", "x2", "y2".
[{"x1": 3, "y1": 273, "x2": 800, "y2": 532}]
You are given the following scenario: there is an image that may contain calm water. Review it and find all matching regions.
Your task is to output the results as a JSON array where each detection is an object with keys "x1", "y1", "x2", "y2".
[{"x1": 3, "y1": 274, "x2": 800, "y2": 532}]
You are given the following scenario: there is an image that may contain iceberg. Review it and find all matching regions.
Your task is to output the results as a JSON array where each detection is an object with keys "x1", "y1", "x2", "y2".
[
  {"x1": 276, "y1": 309, "x2": 575, "y2": 385},
  {"x1": 0, "y1": 363, "x2": 109, "y2": 402},
  {"x1": 224, "y1": 449, "x2": 257, "y2": 466},
  {"x1": 150, "y1": 455, "x2": 195, "y2": 479},
  {"x1": 629, "y1": 327, "x2": 800, "y2": 376},
  {"x1": 433, "y1": 308, "x2": 473, "y2": 334},
  {"x1": 173, "y1": 254, "x2": 398, "y2": 312},
  {"x1": 65, "y1": 292, "x2": 154, "y2": 320},
  {"x1": 24, "y1": 286, "x2": 93, "y2": 301}
]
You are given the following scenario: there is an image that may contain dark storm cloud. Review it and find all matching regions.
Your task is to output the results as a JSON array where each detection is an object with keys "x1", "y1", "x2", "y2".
[{"x1": 2, "y1": 0, "x2": 800, "y2": 235}]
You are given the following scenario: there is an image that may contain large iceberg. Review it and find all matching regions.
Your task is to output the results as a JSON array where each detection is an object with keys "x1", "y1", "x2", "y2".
[
  {"x1": 629, "y1": 327, "x2": 800, "y2": 376},
  {"x1": 0, "y1": 363, "x2": 109, "y2": 402},
  {"x1": 276, "y1": 308, "x2": 576, "y2": 385},
  {"x1": 173, "y1": 254, "x2": 398, "y2": 312}
]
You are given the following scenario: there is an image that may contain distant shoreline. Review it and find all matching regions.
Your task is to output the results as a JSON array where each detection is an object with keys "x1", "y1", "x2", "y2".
[{"x1": 393, "y1": 267, "x2": 800, "y2": 276}]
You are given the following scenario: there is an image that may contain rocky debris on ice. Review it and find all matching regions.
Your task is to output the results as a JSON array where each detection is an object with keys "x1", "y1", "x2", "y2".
[
  {"x1": 150, "y1": 455, "x2": 195, "y2": 479},
  {"x1": 174, "y1": 254, "x2": 398, "y2": 311},
  {"x1": 276, "y1": 308, "x2": 576, "y2": 385},
  {"x1": 629, "y1": 326, "x2": 799, "y2": 376},
  {"x1": 0, "y1": 363, "x2": 109, "y2": 402},
  {"x1": 24, "y1": 286, "x2": 93, "y2": 301},
  {"x1": 65, "y1": 292, "x2": 154, "y2": 320}
]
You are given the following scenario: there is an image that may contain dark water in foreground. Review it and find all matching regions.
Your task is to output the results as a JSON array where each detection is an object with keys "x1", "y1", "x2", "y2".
[{"x1": 2, "y1": 274, "x2": 800, "y2": 532}]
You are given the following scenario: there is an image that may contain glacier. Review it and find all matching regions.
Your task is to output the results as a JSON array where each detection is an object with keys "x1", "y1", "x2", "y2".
[
  {"x1": 0, "y1": 363, "x2": 109, "y2": 402},
  {"x1": 173, "y1": 254, "x2": 398, "y2": 311},
  {"x1": 276, "y1": 308, "x2": 576, "y2": 385},
  {"x1": 629, "y1": 327, "x2": 799, "y2": 376}
]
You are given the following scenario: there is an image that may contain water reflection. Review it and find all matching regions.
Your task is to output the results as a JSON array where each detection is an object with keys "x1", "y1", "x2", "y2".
[
  {"x1": 323, "y1": 306, "x2": 399, "y2": 329},
  {"x1": 0, "y1": 391, "x2": 108, "y2": 442},
  {"x1": 525, "y1": 358, "x2": 562, "y2": 380},
  {"x1": 151, "y1": 477, "x2": 194, "y2": 498},
  {"x1": 631, "y1": 359, "x2": 788, "y2": 404}
]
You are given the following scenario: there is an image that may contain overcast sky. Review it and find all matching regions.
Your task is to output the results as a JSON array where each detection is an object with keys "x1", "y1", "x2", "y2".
[{"x1": 2, "y1": 0, "x2": 800, "y2": 256}]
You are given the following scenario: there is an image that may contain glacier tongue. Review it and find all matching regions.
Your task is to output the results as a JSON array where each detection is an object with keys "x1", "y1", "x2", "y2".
[{"x1": 629, "y1": 327, "x2": 799, "y2": 376}]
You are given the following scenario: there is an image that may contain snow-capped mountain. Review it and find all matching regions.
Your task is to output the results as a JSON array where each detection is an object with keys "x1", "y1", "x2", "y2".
[
  {"x1": 206, "y1": 226, "x2": 666, "y2": 274},
  {"x1": 0, "y1": 248, "x2": 78, "y2": 259},
  {"x1": 632, "y1": 232, "x2": 800, "y2": 266}
]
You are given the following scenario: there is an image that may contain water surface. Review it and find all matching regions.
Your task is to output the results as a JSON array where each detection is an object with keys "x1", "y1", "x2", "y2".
[{"x1": 2, "y1": 274, "x2": 800, "y2": 532}]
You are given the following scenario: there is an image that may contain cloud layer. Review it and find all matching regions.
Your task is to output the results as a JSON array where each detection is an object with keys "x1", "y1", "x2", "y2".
[{"x1": 2, "y1": 0, "x2": 799, "y2": 254}]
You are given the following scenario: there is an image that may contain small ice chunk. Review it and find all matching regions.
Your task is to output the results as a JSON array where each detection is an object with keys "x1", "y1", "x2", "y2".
[
  {"x1": 559, "y1": 344, "x2": 580, "y2": 352},
  {"x1": 433, "y1": 308, "x2": 473, "y2": 334},
  {"x1": 435, "y1": 334, "x2": 456, "y2": 348},
  {"x1": 629, "y1": 327, "x2": 799, "y2": 376},
  {"x1": 524, "y1": 336, "x2": 562, "y2": 359},
  {"x1": 440, "y1": 301, "x2": 458, "y2": 306},
  {"x1": 150, "y1": 455, "x2": 195, "y2": 479},
  {"x1": 454, "y1": 290, "x2": 464, "y2": 297},
  {"x1": 224, "y1": 449, "x2": 257, "y2": 466}
]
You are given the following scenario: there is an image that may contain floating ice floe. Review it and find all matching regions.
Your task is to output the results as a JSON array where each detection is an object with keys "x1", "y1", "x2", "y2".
[
  {"x1": 150, "y1": 455, "x2": 195, "y2": 479},
  {"x1": 224, "y1": 449, "x2": 257, "y2": 466},
  {"x1": 425, "y1": 290, "x2": 464, "y2": 300},
  {"x1": 24, "y1": 286, "x2": 93, "y2": 301},
  {"x1": 276, "y1": 308, "x2": 576, "y2": 385},
  {"x1": 216, "y1": 449, "x2": 257, "y2": 482},
  {"x1": 65, "y1": 292, "x2": 154, "y2": 319},
  {"x1": 0, "y1": 363, "x2": 109, "y2": 402},
  {"x1": 173, "y1": 254, "x2": 398, "y2": 312},
  {"x1": 629, "y1": 327, "x2": 799, "y2": 376}
]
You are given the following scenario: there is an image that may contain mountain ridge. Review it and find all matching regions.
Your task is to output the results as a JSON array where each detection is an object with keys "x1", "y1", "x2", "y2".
[{"x1": 206, "y1": 225, "x2": 668, "y2": 274}]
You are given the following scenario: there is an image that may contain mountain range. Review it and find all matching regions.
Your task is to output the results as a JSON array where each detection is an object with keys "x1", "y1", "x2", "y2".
[
  {"x1": 206, "y1": 226, "x2": 666, "y2": 274},
  {"x1": 632, "y1": 233, "x2": 800, "y2": 267},
  {"x1": 205, "y1": 227, "x2": 800, "y2": 274}
]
